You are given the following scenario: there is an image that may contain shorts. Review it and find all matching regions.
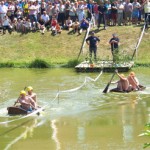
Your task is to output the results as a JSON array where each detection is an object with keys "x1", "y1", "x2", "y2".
[
  {"x1": 27, "y1": 107, "x2": 32, "y2": 112},
  {"x1": 124, "y1": 11, "x2": 132, "y2": 19},
  {"x1": 111, "y1": 13, "x2": 117, "y2": 21},
  {"x1": 89, "y1": 47, "x2": 97, "y2": 53},
  {"x1": 132, "y1": 11, "x2": 139, "y2": 19}
]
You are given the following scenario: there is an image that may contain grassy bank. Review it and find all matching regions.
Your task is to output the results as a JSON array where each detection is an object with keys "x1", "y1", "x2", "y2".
[{"x1": 0, "y1": 25, "x2": 149, "y2": 68}]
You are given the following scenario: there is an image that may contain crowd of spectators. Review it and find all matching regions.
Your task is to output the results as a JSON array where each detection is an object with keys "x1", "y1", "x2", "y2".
[{"x1": 0, "y1": 0, "x2": 149, "y2": 35}]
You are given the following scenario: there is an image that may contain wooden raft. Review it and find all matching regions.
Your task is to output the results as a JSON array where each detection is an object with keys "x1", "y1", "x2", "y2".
[{"x1": 75, "y1": 61, "x2": 134, "y2": 72}]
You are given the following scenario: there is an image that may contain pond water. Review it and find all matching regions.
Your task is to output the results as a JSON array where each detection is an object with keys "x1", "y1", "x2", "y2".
[{"x1": 0, "y1": 68, "x2": 150, "y2": 150}]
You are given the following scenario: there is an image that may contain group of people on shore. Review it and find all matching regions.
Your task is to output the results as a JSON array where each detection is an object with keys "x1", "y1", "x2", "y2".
[{"x1": 0, "y1": 0, "x2": 150, "y2": 35}]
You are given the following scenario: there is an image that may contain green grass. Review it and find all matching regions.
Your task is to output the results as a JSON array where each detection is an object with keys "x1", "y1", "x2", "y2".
[{"x1": 0, "y1": 25, "x2": 149, "y2": 68}]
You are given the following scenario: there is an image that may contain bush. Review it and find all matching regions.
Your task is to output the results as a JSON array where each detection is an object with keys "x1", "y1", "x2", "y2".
[
  {"x1": 29, "y1": 59, "x2": 51, "y2": 68},
  {"x1": 139, "y1": 123, "x2": 150, "y2": 149},
  {"x1": 66, "y1": 59, "x2": 80, "y2": 68},
  {"x1": 0, "y1": 62, "x2": 14, "y2": 68}
]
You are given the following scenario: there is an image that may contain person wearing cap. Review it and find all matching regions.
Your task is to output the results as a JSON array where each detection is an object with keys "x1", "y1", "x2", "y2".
[
  {"x1": 86, "y1": 31, "x2": 100, "y2": 61},
  {"x1": 111, "y1": 70, "x2": 131, "y2": 92},
  {"x1": 15, "y1": 90, "x2": 37, "y2": 111},
  {"x1": 127, "y1": 72, "x2": 140, "y2": 90},
  {"x1": 27, "y1": 86, "x2": 37, "y2": 103},
  {"x1": 109, "y1": 33, "x2": 120, "y2": 62}
]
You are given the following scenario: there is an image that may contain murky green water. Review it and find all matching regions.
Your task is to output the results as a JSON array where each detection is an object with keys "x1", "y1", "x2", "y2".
[{"x1": 0, "y1": 68, "x2": 150, "y2": 150}]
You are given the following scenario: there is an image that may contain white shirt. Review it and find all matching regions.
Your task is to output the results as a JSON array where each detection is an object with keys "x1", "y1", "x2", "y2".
[
  {"x1": 29, "y1": 5, "x2": 37, "y2": 15},
  {"x1": 0, "y1": 4, "x2": 8, "y2": 14},
  {"x1": 3, "y1": 18, "x2": 10, "y2": 26},
  {"x1": 117, "y1": 3, "x2": 124, "y2": 13},
  {"x1": 41, "y1": 14, "x2": 49, "y2": 22},
  {"x1": 144, "y1": 2, "x2": 150, "y2": 13}
]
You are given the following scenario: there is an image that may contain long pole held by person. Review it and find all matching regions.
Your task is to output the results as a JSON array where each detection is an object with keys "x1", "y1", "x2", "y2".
[{"x1": 103, "y1": 70, "x2": 117, "y2": 93}]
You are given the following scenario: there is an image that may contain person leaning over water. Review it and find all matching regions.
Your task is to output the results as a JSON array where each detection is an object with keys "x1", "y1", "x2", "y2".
[
  {"x1": 109, "y1": 33, "x2": 119, "y2": 62},
  {"x1": 86, "y1": 31, "x2": 100, "y2": 61},
  {"x1": 127, "y1": 72, "x2": 141, "y2": 90},
  {"x1": 111, "y1": 70, "x2": 132, "y2": 92}
]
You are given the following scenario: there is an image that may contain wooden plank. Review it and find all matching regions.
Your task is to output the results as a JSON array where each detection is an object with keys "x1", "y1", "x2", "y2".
[{"x1": 75, "y1": 61, "x2": 134, "y2": 72}]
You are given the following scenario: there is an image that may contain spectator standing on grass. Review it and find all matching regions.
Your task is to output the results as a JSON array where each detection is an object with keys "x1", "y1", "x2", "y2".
[
  {"x1": 46, "y1": 2, "x2": 53, "y2": 21},
  {"x1": 104, "y1": 0, "x2": 111, "y2": 26},
  {"x1": 86, "y1": 31, "x2": 100, "y2": 61},
  {"x1": 83, "y1": 0, "x2": 88, "y2": 19},
  {"x1": 98, "y1": 1, "x2": 107, "y2": 30},
  {"x1": 28, "y1": 2, "x2": 38, "y2": 27},
  {"x1": 40, "y1": 2, "x2": 46, "y2": 15},
  {"x1": 69, "y1": 2, "x2": 77, "y2": 22},
  {"x1": 132, "y1": 0, "x2": 141, "y2": 25},
  {"x1": 23, "y1": 1, "x2": 29, "y2": 18},
  {"x1": 35, "y1": 0, "x2": 41, "y2": 22},
  {"x1": 78, "y1": 1, "x2": 85, "y2": 22},
  {"x1": 65, "y1": 1, "x2": 70, "y2": 21},
  {"x1": 124, "y1": 0, "x2": 133, "y2": 25},
  {"x1": 51, "y1": 4, "x2": 59, "y2": 19},
  {"x1": 0, "y1": 1, "x2": 8, "y2": 26},
  {"x1": 7, "y1": 1, "x2": 15, "y2": 22},
  {"x1": 109, "y1": 33, "x2": 120, "y2": 62},
  {"x1": 58, "y1": 1, "x2": 65, "y2": 28},
  {"x1": 87, "y1": 0, "x2": 93, "y2": 21},
  {"x1": 111, "y1": 0, "x2": 118, "y2": 26},
  {"x1": 117, "y1": 0, "x2": 124, "y2": 26},
  {"x1": 93, "y1": 2, "x2": 99, "y2": 26},
  {"x1": 142, "y1": 0, "x2": 150, "y2": 29}
]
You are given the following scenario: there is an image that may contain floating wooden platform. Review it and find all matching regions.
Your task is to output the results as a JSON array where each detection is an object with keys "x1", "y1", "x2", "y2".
[{"x1": 75, "y1": 61, "x2": 134, "y2": 72}]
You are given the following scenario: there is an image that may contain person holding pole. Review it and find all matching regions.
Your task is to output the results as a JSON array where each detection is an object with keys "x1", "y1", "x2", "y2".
[
  {"x1": 109, "y1": 33, "x2": 119, "y2": 62},
  {"x1": 111, "y1": 70, "x2": 131, "y2": 92}
]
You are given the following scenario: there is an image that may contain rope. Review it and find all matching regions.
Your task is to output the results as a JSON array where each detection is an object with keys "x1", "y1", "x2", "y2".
[
  {"x1": 131, "y1": 16, "x2": 147, "y2": 60},
  {"x1": 47, "y1": 70, "x2": 103, "y2": 106},
  {"x1": 0, "y1": 71, "x2": 103, "y2": 124},
  {"x1": 59, "y1": 70, "x2": 102, "y2": 93},
  {"x1": 77, "y1": 15, "x2": 95, "y2": 60}
]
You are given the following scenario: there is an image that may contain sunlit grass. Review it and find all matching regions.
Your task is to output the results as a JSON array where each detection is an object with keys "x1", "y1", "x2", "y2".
[{"x1": 0, "y1": 25, "x2": 149, "y2": 67}]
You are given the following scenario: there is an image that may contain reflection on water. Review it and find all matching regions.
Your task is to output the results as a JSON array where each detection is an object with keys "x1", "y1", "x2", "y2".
[
  {"x1": 0, "y1": 68, "x2": 149, "y2": 150},
  {"x1": 77, "y1": 126, "x2": 85, "y2": 143},
  {"x1": 51, "y1": 119, "x2": 61, "y2": 150},
  {"x1": 3, "y1": 118, "x2": 38, "y2": 150}
]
